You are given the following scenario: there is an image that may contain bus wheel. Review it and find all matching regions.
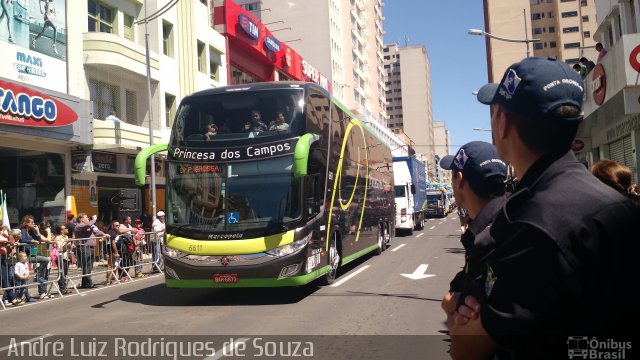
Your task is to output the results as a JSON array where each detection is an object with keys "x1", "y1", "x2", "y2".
[
  {"x1": 376, "y1": 226, "x2": 385, "y2": 255},
  {"x1": 320, "y1": 232, "x2": 340, "y2": 285}
]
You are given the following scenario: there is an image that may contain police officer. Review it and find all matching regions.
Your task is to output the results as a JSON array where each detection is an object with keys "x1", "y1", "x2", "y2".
[
  {"x1": 449, "y1": 57, "x2": 639, "y2": 359},
  {"x1": 438, "y1": 141, "x2": 507, "y2": 330}
]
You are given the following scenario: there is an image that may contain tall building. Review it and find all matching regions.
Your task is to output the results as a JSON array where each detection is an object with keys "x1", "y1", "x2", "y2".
[
  {"x1": 235, "y1": 0, "x2": 407, "y2": 155},
  {"x1": 483, "y1": 0, "x2": 598, "y2": 82},
  {"x1": 433, "y1": 122, "x2": 451, "y2": 182},
  {"x1": 383, "y1": 43, "x2": 436, "y2": 178}
]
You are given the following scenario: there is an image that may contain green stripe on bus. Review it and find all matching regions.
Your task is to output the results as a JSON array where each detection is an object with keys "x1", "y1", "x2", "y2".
[
  {"x1": 166, "y1": 230, "x2": 296, "y2": 255},
  {"x1": 164, "y1": 266, "x2": 331, "y2": 288}
]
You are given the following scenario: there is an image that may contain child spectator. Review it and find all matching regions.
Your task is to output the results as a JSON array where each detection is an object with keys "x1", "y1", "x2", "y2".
[
  {"x1": 14, "y1": 251, "x2": 37, "y2": 303},
  {"x1": 596, "y1": 42, "x2": 607, "y2": 63},
  {"x1": 53, "y1": 224, "x2": 72, "y2": 293},
  {"x1": 133, "y1": 219, "x2": 146, "y2": 277},
  {"x1": 579, "y1": 57, "x2": 595, "y2": 73}
]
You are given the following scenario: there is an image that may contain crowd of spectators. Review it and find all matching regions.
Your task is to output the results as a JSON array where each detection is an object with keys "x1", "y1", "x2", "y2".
[{"x1": 1, "y1": 211, "x2": 164, "y2": 307}]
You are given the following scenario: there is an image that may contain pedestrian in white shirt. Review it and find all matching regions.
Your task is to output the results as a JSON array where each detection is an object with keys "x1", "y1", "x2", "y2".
[{"x1": 151, "y1": 211, "x2": 165, "y2": 272}]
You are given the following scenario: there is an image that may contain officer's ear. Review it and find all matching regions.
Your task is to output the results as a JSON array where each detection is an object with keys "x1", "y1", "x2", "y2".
[{"x1": 492, "y1": 104, "x2": 511, "y2": 141}]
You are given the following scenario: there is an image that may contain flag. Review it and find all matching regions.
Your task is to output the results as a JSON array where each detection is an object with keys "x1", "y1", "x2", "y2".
[{"x1": 1, "y1": 190, "x2": 10, "y2": 230}]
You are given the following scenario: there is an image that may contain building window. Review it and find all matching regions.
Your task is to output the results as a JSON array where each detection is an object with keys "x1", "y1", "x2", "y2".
[
  {"x1": 560, "y1": 0, "x2": 576, "y2": 2},
  {"x1": 563, "y1": 26, "x2": 579, "y2": 33},
  {"x1": 548, "y1": 11, "x2": 554, "y2": 18},
  {"x1": 533, "y1": 27, "x2": 543, "y2": 34},
  {"x1": 532, "y1": 13, "x2": 542, "y2": 20},
  {"x1": 583, "y1": 31, "x2": 591, "y2": 38},
  {"x1": 562, "y1": 11, "x2": 578, "y2": 18},
  {"x1": 88, "y1": 0, "x2": 114, "y2": 33},
  {"x1": 534, "y1": 43, "x2": 544, "y2": 50},
  {"x1": 550, "y1": 41, "x2": 557, "y2": 48},
  {"x1": 582, "y1": 15, "x2": 589, "y2": 22},
  {"x1": 163, "y1": 21, "x2": 174, "y2": 57},
  {"x1": 209, "y1": 46, "x2": 222, "y2": 82},
  {"x1": 123, "y1": 14, "x2": 134, "y2": 41},
  {"x1": 125, "y1": 90, "x2": 139, "y2": 126},
  {"x1": 89, "y1": 78, "x2": 119, "y2": 120},
  {"x1": 549, "y1": 26, "x2": 556, "y2": 33},
  {"x1": 580, "y1": 0, "x2": 587, "y2": 6},
  {"x1": 564, "y1": 42, "x2": 581, "y2": 49},
  {"x1": 165, "y1": 93, "x2": 176, "y2": 128},
  {"x1": 243, "y1": 3, "x2": 259, "y2": 11},
  {"x1": 531, "y1": 0, "x2": 541, "y2": 4},
  {"x1": 197, "y1": 41, "x2": 206, "y2": 73}
]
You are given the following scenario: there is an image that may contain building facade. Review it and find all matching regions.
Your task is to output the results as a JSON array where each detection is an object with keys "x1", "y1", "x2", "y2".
[
  {"x1": 580, "y1": 0, "x2": 640, "y2": 182},
  {"x1": 0, "y1": 0, "x2": 229, "y2": 227},
  {"x1": 483, "y1": 0, "x2": 599, "y2": 82},
  {"x1": 383, "y1": 43, "x2": 437, "y2": 178}
]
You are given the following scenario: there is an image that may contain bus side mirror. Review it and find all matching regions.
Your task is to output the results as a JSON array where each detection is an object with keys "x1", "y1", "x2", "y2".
[
  {"x1": 410, "y1": 184, "x2": 416, "y2": 194},
  {"x1": 134, "y1": 143, "x2": 169, "y2": 186},
  {"x1": 293, "y1": 133, "x2": 320, "y2": 178}
]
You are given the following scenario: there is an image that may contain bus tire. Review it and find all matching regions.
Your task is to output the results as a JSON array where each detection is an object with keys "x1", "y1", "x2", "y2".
[
  {"x1": 319, "y1": 232, "x2": 340, "y2": 286},
  {"x1": 376, "y1": 225, "x2": 385, "y2": 255}
]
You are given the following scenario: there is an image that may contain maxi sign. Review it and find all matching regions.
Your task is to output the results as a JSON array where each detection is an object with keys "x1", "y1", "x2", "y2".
[{"x1": 0, "y1": 79, "x2": 78, "y2": 127}]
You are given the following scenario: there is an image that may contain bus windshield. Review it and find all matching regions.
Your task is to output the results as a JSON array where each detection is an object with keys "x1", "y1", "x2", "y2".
[
  {"x1": 167, "y1": 156, "x2": 302, "y2": 232},
  {"x1": 171, "y1": 89, "x2": 304, "y2": 146},
  {"x1": 394, "y1": 185, "x2": 406, "y2": 197}
]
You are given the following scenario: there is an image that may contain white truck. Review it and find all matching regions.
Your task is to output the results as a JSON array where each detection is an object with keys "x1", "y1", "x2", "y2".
[{"x1": 392, "y1": 157, "x2": 427, "y2": 235}]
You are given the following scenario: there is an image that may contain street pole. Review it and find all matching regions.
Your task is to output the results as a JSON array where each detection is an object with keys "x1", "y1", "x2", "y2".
[
  {"x1": 523, "y1": 8, "x2": 530, "y2": 57},
  {"x1": 144, "y1": 0, "x2": 157, "y2": 222}
]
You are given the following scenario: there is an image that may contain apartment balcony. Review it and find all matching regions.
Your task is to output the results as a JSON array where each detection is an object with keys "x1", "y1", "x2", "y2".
[
  {"x1": 83, "y1": 32, "x2": 160, "y2": 81},
  {"x1": 93, "y1": 120, "x2": 169, "y2": 152},
  {"x1": 583, "y1": 32, "x2": 640, "y2": 121}
]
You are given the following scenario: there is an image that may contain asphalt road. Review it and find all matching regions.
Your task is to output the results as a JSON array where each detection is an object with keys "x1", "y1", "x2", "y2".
[{"x1": 0, "y1": 213, "x2": 465, "y2": 359}]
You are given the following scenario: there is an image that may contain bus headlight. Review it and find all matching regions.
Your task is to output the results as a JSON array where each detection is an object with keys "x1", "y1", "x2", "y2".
[{"x1": 266, "y1": 233, "x2": 311, "y2": 257}]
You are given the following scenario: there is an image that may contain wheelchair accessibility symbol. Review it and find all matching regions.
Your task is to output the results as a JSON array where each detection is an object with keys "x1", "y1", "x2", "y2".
[{"x1": 226, "y1": 212, "x2": 240, "y2": 224}]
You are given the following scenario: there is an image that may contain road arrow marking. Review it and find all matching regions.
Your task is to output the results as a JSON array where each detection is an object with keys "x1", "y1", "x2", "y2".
[
  {"x1": 429, "y1": 226, "x2": 435, "y2": 230},
  {"x1": 401, "y1": 264, "x2": 436, "y2": 280},
  {"x1": 416, "y1": 233, "x2": 424, "y2": 238}
]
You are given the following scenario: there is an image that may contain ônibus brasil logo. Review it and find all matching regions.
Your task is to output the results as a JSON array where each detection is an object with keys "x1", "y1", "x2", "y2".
[
  {"x1": 567, "y1": 336, "x2": 632, "y2": 359},
  {"x1": 0, "y1": 79, "x2": 78, "y2": 127}
]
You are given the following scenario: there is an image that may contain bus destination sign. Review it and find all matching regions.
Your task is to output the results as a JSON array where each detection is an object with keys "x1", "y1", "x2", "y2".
[{"x1": 171, "y1": 138, "x2": 297, "y2": 163}]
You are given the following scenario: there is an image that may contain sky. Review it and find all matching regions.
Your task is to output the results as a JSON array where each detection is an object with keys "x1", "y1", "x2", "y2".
[{"x1": 382, "y1": 1, "x2": 493, "y2": 154}]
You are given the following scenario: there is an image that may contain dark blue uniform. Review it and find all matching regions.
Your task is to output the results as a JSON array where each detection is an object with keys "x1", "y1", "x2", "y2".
[{"x1": 479, "y1": 151, "x2": 639, "y2": 358}]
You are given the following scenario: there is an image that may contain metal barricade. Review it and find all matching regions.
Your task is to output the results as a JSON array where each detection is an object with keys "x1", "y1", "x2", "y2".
[{"x1": 1, "y1": 230, "x2": 164, "y2": 310}]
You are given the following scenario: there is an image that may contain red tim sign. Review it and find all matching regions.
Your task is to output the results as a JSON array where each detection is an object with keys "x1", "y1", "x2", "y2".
[{"x1": 0, "y1": 79, "x2": 78, "y2": 127}]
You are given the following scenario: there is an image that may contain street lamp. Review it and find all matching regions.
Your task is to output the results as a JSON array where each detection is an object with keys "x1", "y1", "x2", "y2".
[
  {"x1": 473, "y1": 128, "x2": 492, "y2": 132},
  {"x1": 468, "y1": 9, "x2": 540, "y2": 57}
]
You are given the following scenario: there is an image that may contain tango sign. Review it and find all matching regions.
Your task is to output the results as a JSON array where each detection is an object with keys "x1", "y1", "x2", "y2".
[{"x1": 0, "y1": 79, "x2": 78, "y2": 127}]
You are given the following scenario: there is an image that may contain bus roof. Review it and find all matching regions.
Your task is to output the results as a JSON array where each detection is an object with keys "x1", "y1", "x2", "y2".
[{"x1": 184, "y1": 81, "x2": 329, "y2": 99}]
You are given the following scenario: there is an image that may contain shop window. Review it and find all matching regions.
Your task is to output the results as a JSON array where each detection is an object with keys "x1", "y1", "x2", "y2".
[
  {"x1": 88, "y1": 0, "x2": 115, "y2": 34},
  {"x1": 163, "y1": 21, "x2": 174, "y2": 57},
  {"x1": 165, "y1": 93, "x2": 176, "y2": 128},
  {"x1": 197, "y1": 41, "x2": 206, "y2": 73},
  {"x1": 0, "y1": 150, "x2": 65, "y2": 227},
  {"x1": 89, "y1": 78, "x2": 120, "y2": 120}
]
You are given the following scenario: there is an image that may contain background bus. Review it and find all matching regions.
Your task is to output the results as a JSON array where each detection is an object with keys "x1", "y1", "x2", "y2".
[{"x1": 136, "y1": 82, "x2": 395, "y2": 287}]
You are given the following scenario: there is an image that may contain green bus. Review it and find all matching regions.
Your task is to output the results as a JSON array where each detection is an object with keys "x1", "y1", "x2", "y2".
[{"x1": 135, "y1": 82, "x2": 395, "y2": 287}]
